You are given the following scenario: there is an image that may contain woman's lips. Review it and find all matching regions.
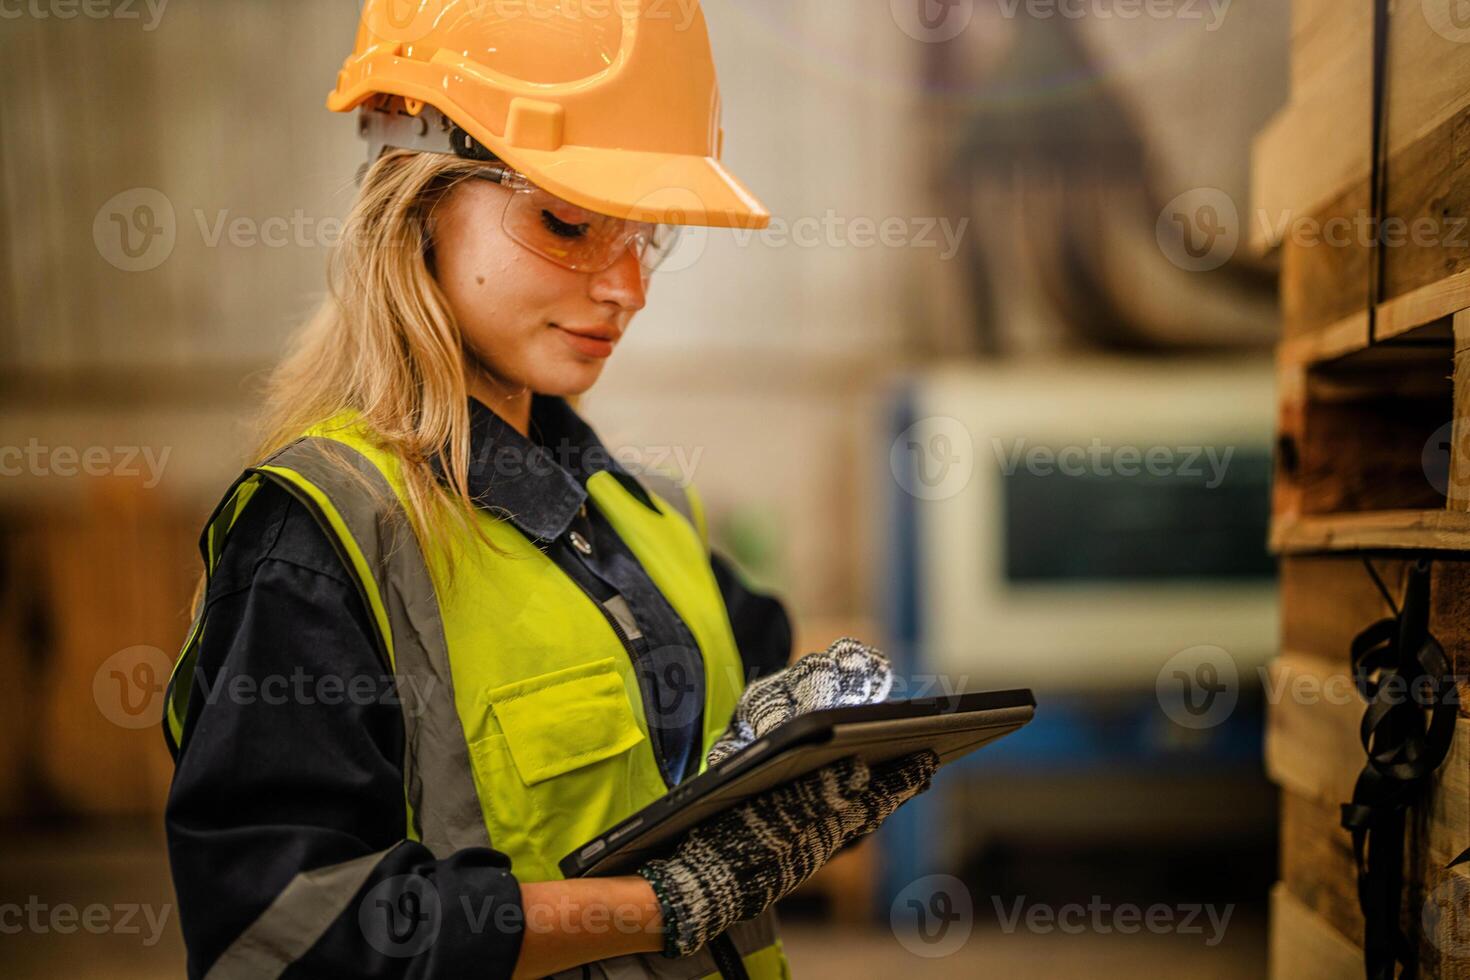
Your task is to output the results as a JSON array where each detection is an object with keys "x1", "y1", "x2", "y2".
[{"x1": 552, "y1": 323, "x2": 617, "y2": 359}]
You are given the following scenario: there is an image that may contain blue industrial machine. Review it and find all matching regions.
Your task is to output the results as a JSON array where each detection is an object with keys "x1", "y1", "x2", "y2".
[{"x1": 875, "y1": 360, "x2": 1279, "y2": 912}]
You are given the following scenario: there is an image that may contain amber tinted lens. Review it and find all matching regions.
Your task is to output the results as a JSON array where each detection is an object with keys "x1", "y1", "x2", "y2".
[{"x1": 501, "y1": 186, "x2": 638, "y2": 272}]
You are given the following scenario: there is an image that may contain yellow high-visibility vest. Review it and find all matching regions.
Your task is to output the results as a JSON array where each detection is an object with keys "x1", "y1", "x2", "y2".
[{"x1": 166, "y1": 412, "x2": 791, "y2": 980}]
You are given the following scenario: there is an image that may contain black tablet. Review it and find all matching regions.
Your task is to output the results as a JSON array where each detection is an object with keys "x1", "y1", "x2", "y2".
[{"x1": 558, "y1": 688, "x2": 1036, "y2": 878}]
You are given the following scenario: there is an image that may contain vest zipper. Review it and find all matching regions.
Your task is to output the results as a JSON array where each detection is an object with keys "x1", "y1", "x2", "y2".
[{"x1": 565, "y1": 574, "x2": 677, "y2": 791}]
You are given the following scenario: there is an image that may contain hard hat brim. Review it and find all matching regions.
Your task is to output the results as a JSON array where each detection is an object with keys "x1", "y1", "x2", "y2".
[
  {"x1": 329, "y1": 88, "x2": 769, "y2": 230},
  {"x1": 498, "y1": 143, "x2": 772, "y2": 231}
]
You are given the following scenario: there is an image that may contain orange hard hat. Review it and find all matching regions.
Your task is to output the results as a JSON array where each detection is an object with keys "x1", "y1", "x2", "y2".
[{"x1": 327, "y1": 0, "x2": 770, "y2": 230}]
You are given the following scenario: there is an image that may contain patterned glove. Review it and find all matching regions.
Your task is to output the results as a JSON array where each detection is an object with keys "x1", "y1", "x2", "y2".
[
  {"x1": 706, "y1": 637, "x2": 894, "y2": 768},
  {"x1": 638, "y1": 750, "x2": 940, "y2": 958}
]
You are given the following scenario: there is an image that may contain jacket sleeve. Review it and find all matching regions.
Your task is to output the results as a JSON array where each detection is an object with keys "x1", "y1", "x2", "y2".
[
  {"x1": 709, "y1": 551, "x2": 794, "y2": 686},
  {"x1": 164, "y1": 481, "x2": 525, "y2": 979}
]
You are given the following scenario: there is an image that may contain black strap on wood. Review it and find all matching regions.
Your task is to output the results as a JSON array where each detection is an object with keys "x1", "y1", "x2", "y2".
[
  {"x1": 1341, "y1": 559, "x2": 1459, "y2": 979},
  {"x1": 708, "y1": 933, "x2": 750, "y2": 980},
  {"x1": 1366, "y1": 0, "x2": 1391, "y2": 345}
]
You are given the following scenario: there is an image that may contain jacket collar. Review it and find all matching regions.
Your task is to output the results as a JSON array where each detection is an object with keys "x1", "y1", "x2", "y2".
[{"x1": 456, "y1": 394, "x2": 657, "y2": 542}]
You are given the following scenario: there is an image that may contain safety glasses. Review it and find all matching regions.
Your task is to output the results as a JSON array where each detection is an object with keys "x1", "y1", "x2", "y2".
[{"x1": 470, "y1": 162, "x2": 682, "y2": 277}]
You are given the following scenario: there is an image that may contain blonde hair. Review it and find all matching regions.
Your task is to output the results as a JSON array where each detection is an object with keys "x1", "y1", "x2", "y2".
[{"x1": 253, "y1": 149, "x2": 496, "y2": 560}]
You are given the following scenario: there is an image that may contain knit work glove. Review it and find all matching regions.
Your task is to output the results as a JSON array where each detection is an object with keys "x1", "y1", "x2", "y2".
[
  {"x1": 638, "y1": 749, "x2": 939, "y2": 958},
  {"x1": 706, "y1": 637, "x2": 894, "y2": 768}
]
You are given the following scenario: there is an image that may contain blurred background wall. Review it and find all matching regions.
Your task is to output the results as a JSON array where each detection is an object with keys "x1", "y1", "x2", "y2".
[{"x1": 0, "y1": 1, "x2": 1292, "y2": 976}]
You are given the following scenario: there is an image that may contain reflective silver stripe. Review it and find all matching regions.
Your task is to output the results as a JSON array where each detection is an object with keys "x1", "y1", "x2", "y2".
[
  {"x1": 264, "y1": 438, "x2": 490, "y2": 856},
  {"x1": 205, "y1": 848, "x2": 392, "y2": 980},
  {"x1": 549, "y1": 906, "x2": 783, "y2": 980}
]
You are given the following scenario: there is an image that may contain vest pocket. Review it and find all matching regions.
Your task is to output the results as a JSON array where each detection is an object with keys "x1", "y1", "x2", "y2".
[
  {"x1": 487, "y1": 657, "x2": 647, "y2": 784},
  {"x1": 469, "y1": 657, "x2": 656, "y2": 881}
]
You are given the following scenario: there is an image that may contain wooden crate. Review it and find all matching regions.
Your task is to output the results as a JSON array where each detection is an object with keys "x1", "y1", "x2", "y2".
[
  {"x1": 1265, "y1": 558, "x2": 1470, "y2": 979},
  {"x1": 1257, "y1": 5, "x2": 1470, "y2": 974},
  {"x1": 1254, "y1": 0, "x2": 1470, "y2": 359},
  {"x1": 1266, "y1": 558, "x2": 1470, "y2": 978}
]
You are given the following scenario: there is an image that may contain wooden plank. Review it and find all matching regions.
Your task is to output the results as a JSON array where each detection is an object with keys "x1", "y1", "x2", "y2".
[
  {"x1": 1386, "y1": 1, "x2": 1470, "y2": 157},
  {"x1": 1428, "y1": 718, "x2": 1470, "y2": 869},
  {"x1": 1420, "y1": 864, "x2": 1470, "y2": 980},
  {"x1": 1254, "y1": 0, "x2": 1470, "y2": 255},
  {"x1": 1273, "y1": 106, "x2": 1470, "y2": 337},
  {"x1": 1413, "y1": 715, "x2": 1470, "y2": 979},
  {"x1": 1274, "y1": 177, "x2": 1371, "y2": 334},
  {"x1": 1273, "y1": 510, "x2": 1470, "y2": 555},
  {"x1": 1272, "y1": 719, "x2": 1470, "y2": 978},
  {"x1": 1252, "y1": 0, "x2": 1373, "y2": 251},
  {"x1": 1269, "y1": 881, "x2": 1364, "y2": 980},
  {"x1": 1378, "y1": 282, "x2": 1470, "y2": 345},
  {"x1": 1452, "y1": 313, "x2": 1470, "y2": 515},
  {"x1": 1457, "y1": 310, "x2": 1470, "y2": 356},
  {"x1": 1265, "y1": 652, "x2": 1368, "y2": 806},
  {"x1": 1282, "y1": 789, "x2": 1367, "y2": 948},
  {"x1": 1280, "y1": 556, "x2": 1405, "y2": 665},
  {"x1": 1454, "y1": 349, "x2": 1470, "y2": 515},
  {"x1": 1432, "y1": 562, "x2": 1470, "y2": 685},
  {"x1": 1290, "y1": 0, "x2": 1371, "y2": 101},
  {"x1": 1279, "y1": 557, "x2": 1470, "y2": 684},
  {"x1": 1278, "y1": 312, "x2": 1371, "y2": 367},
  {"x1": 1252, "y1": 99, "x2": 1370, "y2": 256}
]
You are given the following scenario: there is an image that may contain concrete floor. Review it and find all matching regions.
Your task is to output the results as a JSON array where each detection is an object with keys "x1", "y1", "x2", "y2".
[{"x1": 0, "y1": 825, "x2": 1266, "y2": 978}]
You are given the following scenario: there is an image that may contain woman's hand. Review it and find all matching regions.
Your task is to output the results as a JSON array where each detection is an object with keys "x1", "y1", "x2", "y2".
[
  {"x1": 706, "y1": 637, "x2": 895, "y2": 767},
  {"x1": 638, "y1": 750, "x2": 940, "y2": 958}
]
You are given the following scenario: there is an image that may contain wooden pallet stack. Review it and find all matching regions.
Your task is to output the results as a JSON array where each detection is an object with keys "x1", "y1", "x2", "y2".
[{"x1": 1254, "y1": 1, "x2": 1470, "y2": 976}]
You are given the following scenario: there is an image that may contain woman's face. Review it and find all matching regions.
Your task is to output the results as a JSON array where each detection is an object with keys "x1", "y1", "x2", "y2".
[{"x1": 432, "y1": 176, "x2": 649, "y2": 398}]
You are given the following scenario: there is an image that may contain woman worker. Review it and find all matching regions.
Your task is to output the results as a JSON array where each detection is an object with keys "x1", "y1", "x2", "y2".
[{"x1": 161, "y1": 2, "x2": 938, "y2": 977}]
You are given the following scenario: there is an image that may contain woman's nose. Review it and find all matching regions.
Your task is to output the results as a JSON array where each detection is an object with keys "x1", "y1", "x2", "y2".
[{"x1": 588, "y1": 243, "x2": 648, "y2": 313}]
